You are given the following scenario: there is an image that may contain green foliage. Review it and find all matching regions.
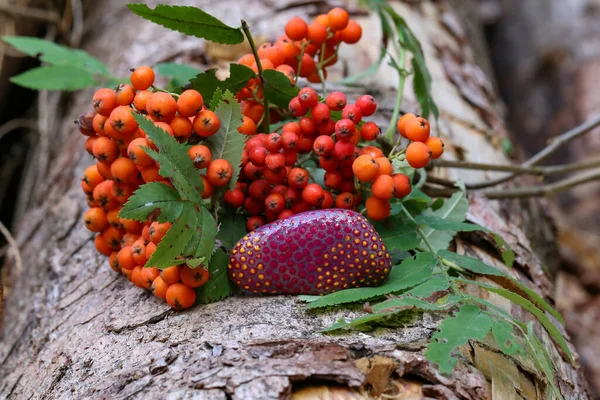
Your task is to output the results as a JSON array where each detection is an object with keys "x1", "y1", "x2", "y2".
[
  {"x1": 126, "y1": 4, "x2": 244, "y2": 44},
  {"x1": 155, "y1": 62, "x2": 202, "y2": 87},
  {"x1": 196, "y1": 249, "x2": 235, "y2": 303},
  {"x1": 426, "y1": 304, "x2": 493, "y2": 374},
  {"x1": 134, "y1": 114, "x2": 204, "y2": 204},
  {"x1": 303, "y1": 252, "x2": 437, "y2": 309},
  {"x1": 208, "y1": 91, "x2": 246, "y2": 190},
  {"x1": 419, "y1": 190, "x2": 468, "y2": 251},
  {"x1": 119, "y1": 182, "x2": 183, "y2": 223},
  {"x1": 373, "y1": 216, "x2": 420, "y2": 253},
  {"x1": 184, "y1": 207, "x2": 218, "y2": 267},
  {"x1": 491, "y1": 319, "x2": 525, "y2": 356},
  {"x1": 216, "y1": 213, "x2": 248, "y2": 251},
  {"x1": 262, "y1": 69, "x2": 300, "y2": 108},
  {"x1": 10, "y1": 65, "x2": 97, "y2": 91},
  {"x1": 190, "y1": 64, "x2": 256, "y2": 107}
]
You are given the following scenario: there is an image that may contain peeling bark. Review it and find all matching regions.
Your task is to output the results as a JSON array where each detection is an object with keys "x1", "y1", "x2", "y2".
[{"x1": 0, "y1": 1, "x2": 592, "y2": 399}]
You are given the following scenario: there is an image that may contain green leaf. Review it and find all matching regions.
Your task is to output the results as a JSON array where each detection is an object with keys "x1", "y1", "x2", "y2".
[
  {"x1": 190, "y1": 64, "x2": 256, "y2": 106},
  {"x1": 196, "y1": 249, "x2": 235, "y2": 303},
  {"x1": 306, "y1": 252, "x2": 436, "y2": 309},
  {"x1": 441, "y1": 251, "x2": 564, "y2": 325},
  {"x1": 426, "y1": 304, "x2": 493, "y2": 374},
  {"x1": 493, "y1": 234, "x2": 515, "y2": 268},
  {"x1": 146, "y1": 202, "x2": 197, "y2": 269},
  {"x1": 420, "y1": 190, "x2": 468, "y2": 251},
  {"x1": 209, "y1": 87, "x2": 225, "y2": 111},
  {"x1": 126, "y1": 4, "x2": 244, "y2": 44},
  {"x1": 134, "y1": 114, "x2": 204, "y2": 204},
  {"x1": 491, "y1": 319, "x2": 525, "y2": 356},
  {"x1": 193, "y1": 206, "x2": 218, "y2": 260},
  {"x1": 262, "y1": 69, "x2": 300, "y2": 108},
  {"x1": 119, "y1": 182, "x2": 183, "y2": 223},
  {"x1": 155, "y1": 62, "x2": 202, "y2": 87},
  {"x1": 416, "y1": 215, "x2": 487, "y2": 233},
  {"x1": 373, "y1": 215, "x2": 420, "y2": 252},
  {"x1": 208, "y1": 91, "x2": 245, "y2": 190},
  {"x1": 321, "y1": 294, "x2": 459, "y2": 332},
  {"x1": 525, "y1": 322, "x2": 564, "y2": 400},
  {"x1": 454, "y1": 278, "x2": 573, "y2": 364},
  {"x1": 399, "y1": 274, "x2": 450, "y2": 299},
  {"x1": 2, "y1": 36, "x2": 109, "y2": 75},
  {"x1": 216, "y1": 213, "x2": 247, "y2": 251},
  {"x1": 398, "y1": 188, "x2": 430, "y2": 215},
  {"x1": 10, "y1": 65, "x2": 96, "y2": 91}
]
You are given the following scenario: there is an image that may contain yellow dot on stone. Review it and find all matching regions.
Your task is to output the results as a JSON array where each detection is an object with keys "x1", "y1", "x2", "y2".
[
  {"x1": 381, "y1": 245, "x2": 387, "y2": 251},
  {"x1": 246, "y1": 242, "x2": 252, "y2": 248},
  {"x1": 239, "y1": 247, "x2": 246, "y2": 253},
  {"x1": 243, "y1": 236, "x2": 249, "y2": 241},
  {"x1": 337, "y1": 243, "x2": 343, "y2": 248},
  {"x1": 244, "y1": 285, "x2": 250, "y2": 290},
  {"x1": 242, "y1": 264, "x2": 248, "y2": 270},
  {"x1": 333, "y1": 256, "x2": 338, "y2": 261},
  {"x1": 385, "y1": 253, "x2": 390, "y2": 259},
  {"x1": 249, "y1": 259, "x2": 255, "y2": 265},
  {"x1": 317, "y1": 267, "x2": 323, "y2": 272},
  {"x1": 317, "y1": 283, "x2": 323, "y2": 288},
  {"x1": 362, "y1": 241, "x2": 368, "y2": 247},
  {"x1": 372, "y1": 236, "x2": 378, "y2": 242},
  {"x1": 370, "y1": 254, "x2": 375, "y2": 259},
  {"x1": 247, "y1": 251, "x2": 253, "y2": 256},
  {"x1": 238, "y1": 273, "x2": 244, "y2": 278},
  {"x1": 232, "y1": 249, "x2": 238, "y2": 254},
  {"x1": 240, "y1": 256, "x2": 246, "y2": 262},
  {"x1": 325, "y1": 271, "x2": 331, "y2": 276},
  {"x1": 377, "y1": 251, "x2": 383, "y2": 256},
  {"x1": 254, "y1": 245, "x2": 260, "y2": 251},
  {"x1": 265, "y1": 281, "x2": 271, "y2": 287},
  {"x1": 249, "y1": 268, "x2": 256, "y2": 274},
  {"x1": 257, "y1": 263, "x2": 264, "y2": 270},
  {"x1": 345, "y1": 235, "x2": 351, "y2": 241},
  {"x1": 258, "y1": 274, "x2": 265, "y2": 280},
  {"x1": 324, "y1": 262, "x2": 330, "y2": 267},
  {"x1": 254, "y1": 237, "x2": 260, "y2": 242},
  {"x1": 324, "y1": 254, "x2": 329, "y2": 259},
  {"x1": 354, "y1": 230, "x2": 360, "y2": 235},
  {"x1": 384, "y1": 268, "x2": 389, "y2": 273},
  {"x1": 318, "y1": 275, "x2": 324, "y2": 281},
  {"x1": 372, "y1": 244, "x2": 378, "y2": 250},
  {"x1": 354, "y1": 238, "x2": 360, "y2": 244},
  {"x1": 331, "y1": 247, "x2": 337, "y2": 253}
]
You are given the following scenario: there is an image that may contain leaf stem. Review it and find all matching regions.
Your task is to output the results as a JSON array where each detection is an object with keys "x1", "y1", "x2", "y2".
[
  {"x1": 241, "y1": 20, "x2": 270, "y2": 133},
  {"x1": 384, "y1": 46, "x2": 406, "y2": 143}
]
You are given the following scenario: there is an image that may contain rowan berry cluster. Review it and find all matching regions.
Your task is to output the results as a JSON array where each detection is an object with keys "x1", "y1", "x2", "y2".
[{"x1": 80, "y1": 66, "x2": 230, "y2": 310}]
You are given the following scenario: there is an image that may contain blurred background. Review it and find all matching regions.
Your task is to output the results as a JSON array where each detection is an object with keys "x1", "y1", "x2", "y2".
[{"x1": 0, "y1": 0, "x2": 598, "y2": 396}]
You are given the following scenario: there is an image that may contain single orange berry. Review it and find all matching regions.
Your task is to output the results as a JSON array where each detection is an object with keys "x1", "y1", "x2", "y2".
[
  {"x1": 425, "y1": 136, "x2": 445, "y2": 159},
  {"x1": 371, "y1": 175, "x2": 395, "y2": 200},
  {"x1": 397, "y1": 113, "x2": 415, "y2": 138},
  {"x1": 193, "y1": 110, "x2": 221, "y2": 137},
  {"x1": 352, "y1": 154, "x2": 380, "y2": 182},
  {"x1": 327, "y1": 7, "x2": 350, "y2": 31},
  {"x1": 405, "y1": 142, "x2": 432, "y2": 168},
  {"x1": 180, "y1": 266, "x2": 210, "y2": 288},
  {"x1": 130, "y1": 66, "x2": 155, "y2": 90},
  {"x1": 392, "y1": 173, "x2": 412, "y2": 198},
  {"x1": 365, "y1": 196, "x2": 391, "y2": 221},
  {"x1": 375, "y1": 157, "x2": 393, "y2": 176},
  {"x1": 166, "y1": 283, "x2": 196, "y2": 310},
  {"x1": 151, "y1": 276, "x2": 169, "y2": 299},
  {"x1": 206, "y1": 159, "x2": 232, "y2": 187},
  {"x1": 405, "y1": 116, "x2": 430, "y2": 142},
  {"x1": 285, "y1": 17, "x2": 308, "y2": 40},
  {"x1": 177, "y1": 89, "x2": 204, "y2": 117}
]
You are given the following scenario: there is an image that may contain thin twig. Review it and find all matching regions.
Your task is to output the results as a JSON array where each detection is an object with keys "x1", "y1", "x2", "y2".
[
  {"x1": 481, "y1": 168, "x2": 600, "y2": 199},
  {"x1": 465, "y1": 114, "x2": 600, "y2": 189},
  {"x1": 0, "y1": 4, "x2": 60, "y2": 23},
  {"x1": 0, "y1": 119, "x2": 39, "y2": 142},
  {"x1": 0, "y1": 221, "x2": 22, "y2": 277},
  {"x1": 241, "y1": 20, "x2": 270, "y2": 133}
]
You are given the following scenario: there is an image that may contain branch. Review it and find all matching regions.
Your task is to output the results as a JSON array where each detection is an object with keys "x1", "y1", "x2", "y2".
[{"x1": 0, "y1": 4, "x2": 60, "y2": 23}]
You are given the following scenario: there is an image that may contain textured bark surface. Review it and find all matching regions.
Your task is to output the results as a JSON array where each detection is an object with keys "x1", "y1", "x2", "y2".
[{"x1": 0, "y1": 0, "x2": 592, "y2": 399}]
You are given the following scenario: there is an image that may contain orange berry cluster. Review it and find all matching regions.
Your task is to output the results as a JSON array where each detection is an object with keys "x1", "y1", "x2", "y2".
[
  {"x1": 397, "y1": 113, "x2": 444, "y2": 168},
  {"x1": 79, "y1": 66, "x2": 236, "y2": 310}
]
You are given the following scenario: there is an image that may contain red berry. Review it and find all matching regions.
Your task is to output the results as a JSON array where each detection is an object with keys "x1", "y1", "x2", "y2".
[
  {"x1": 334, "y1": 118, "x2": 356, "y2": 141},
  {"x1": 298, "y1": 87, "x2": 319, "y2": 109},
  {"x1": 360, "y1": 121, "x2": 380, "y2": 141},
  {"x1": 342, "y1": 104, "x2": 363, "y2": 124},
  {"x1": 302, "y1": 183, "x2": 325, "y2": 206},
  {"x1": 281, "y1": 131, "x2": 299, "y2": 150},
  {"x1": 311, "y1": 103, "x2": 331, "y2": 125},
  {"x1": 313, "y1": 135, "x2": 335, "y2": 156},
  {"x1": 355, "y1": 94, "x2": 377, "y2": 116},
  {"x1": 326, "y1": 91, "x2": 347, "y2": 111},
  {"x1": 289, "y1": 97, "x2": 308, "y2": 117}
]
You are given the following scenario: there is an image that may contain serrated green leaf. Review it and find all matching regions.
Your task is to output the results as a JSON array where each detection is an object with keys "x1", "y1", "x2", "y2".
[
  {"x1": 262, "y1": 69, "x2": 300, "y2": 108},
  {"x1": 416, "y1": 215, "x2": 487, "y2": 233},
  {"x1": 454, "y1": 278, "x2": 573, "y2": 364},
  {"x1": 398, "y1": 188, "x2": 431, "y2": 215},
  {"x1": 196, "y1": 249, "x2": 235, "y2": 303},
  {"x1": 420, "y1": 190, "x2": 468, "y2": 251},
  {"x1": 399, "y1": 274, "x2": 450, "y2": 299},
  {"x1": 146, "y1": 202, "x2": 197, "y2": 269},
  {"x1": 209, "y1": 87, "x2": 225, "y2": 111},
  {"x1": 190, "y1": 64, "x2": 255, "y2": 106},
  {"x1": 155, "y1": 62, "x2": 202, "y2": 87},
  {"x1": 2, "y1": 36, "x2": 109, "y2": 75},
  {"x1": 126, "y1": 4, "x2": 244, "y2": 44},
  {"x1": 493, "y1": 234, "x2": 515, "y2": 267},
  {"x1": 134, "y1": 114, "x2": 204, "y2": 204},
  {"x1": 373, "y1": 215, "x2": 420, "y2": 252},
  {"x1": 441, "y1": 251, "x2": 564, "y2": 325},
  {"x1": 491, "y1": 319, "x2": 525, "y2": 356},
  {"x1": 321, "y1": 294, "x2": 459, "y2": 332},
  {"x1": 216, "y1": 213, "x2": 247, "y2": 251},
  {"x1": 10, "y1": 65, "x2": 96, "y2": 91},
  {"x1": 306, "y1": 252, "x2": 436, "y2": 309},
  {"x1": 426, "y1": 304, "x2": 493, "y2": 374},
  {"x1": 208, "y1": 91, "x2": 245, "y2": 190},
  {"x1": 193, "y1": 206, "x2": 218, "y2": 259},
  {"x1": 524, "y1": 322, "x2": 564, "y2": 400},
  {"x1": 119, "y1": 182, "x2": 184, "y2": 222}
]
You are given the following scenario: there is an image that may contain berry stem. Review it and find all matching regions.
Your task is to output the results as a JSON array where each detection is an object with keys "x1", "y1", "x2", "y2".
[
  {"x1": 151, "y1": 85, "x2": 179, "y2": 98},
  {"x1": 317, "y1": 41, "x2": 328, "y2": 96},
  {"x1": 241, "y1": 20, "x2": 270, "y2": 133},
  {"x1": 296, "y1": 41, "x2": 309, "y2": 79},
  {"x1": 384, "y1": 44, "x2": 406, "y2": 143}
]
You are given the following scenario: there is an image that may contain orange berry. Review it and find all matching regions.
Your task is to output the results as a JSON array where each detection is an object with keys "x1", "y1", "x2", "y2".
[
  {"x1": 127, "y1": 137, "x2": 154, "y2": 167},
  {"x1": 285, "y1": 17, "x2": 308, "y2": 40},
  {"x1": 108, "y1": 252, "x2": 121, "y2": 273},
  {"x1": 82, "y1": 165, "x2": 104, "y2": 189},
  {"x1": 200, "y1": 175, "x2": 214, "y2": 199},
  {"x1": 149, "y1": 221, "x2": 171, "y2": 244},
  {"x1": 359, "y1": 146, "x2": 384, "y2": 159},
  {"x1": 206, "y1": 159, "x2": 233, "y2": 187},
  {"x1": 188, "y1": 144, "x2": 212, "y2": 169},
  {"x1": 109, "y1": 106, "x2": 138, "y2": 136},
  {"x1": 95, "y1": 234, "x2": 113, "y2": 256},
  {"x1": 307, "y1": 23, "x2": 328, "y2": 46},
  {"x1": 130, "y1": 66, "x2": 155, "y2": 90},
  {"x1": 314, "y1": 14, "x2": 329, "y2": 28},
  {"x1": 327, "y1": 7, "x2": 350, "y2": 31},
  {"x1": 375, "y1": 157, "x2": 393, "y2": 176},
  {"x1": 237, "y1": 115, "x2": 257, "y2": 135},
  {"x1": 180, "y1": 266, "x2": 210, "y2": 288},
  {"x1": 177, "y1": 89, "x2": 204, "y2": 117},
  {"x1": 92, "y1": 88, "x2": 117, "y2": 116},
  {"x1": 193, "y1": 110, "x2": 221, "y2": 137},
  {"x1": 405, "y1": 117, "x2": 430, "y2": 142},
  {"x1": 371, "y1": 175, "x2": 395, "y2": 200},
  {"x1": 102, "y1": 226, "x2": 124, "y2": 250},
  {"x1": 151, "y1": 276, "x2": 169, "y2": 299},
  {"x1": 166, "y1": 283, "x2": 196, "y2": 310},
  {"x1": 392, "y1": 173, "x2": 412, "y2": 198},
  {"x1": 140, "y1": 267, "x2": 160, "y2": 289},
  {"x1": 146, "y1": 92, "x2": 177, "y2": 122},
  {"x1": 365, "y1": 196, "x2": 390, "y2": 221},
  {"x1": 302, "y1": 183, "x2": 325, "y2": 206},
  {"x1": 110, "y1": 157, "x2": 139, "y2": 183},
  {"x1": 352, "y1": 155, "x2": 380, "y2": 182},
  {"x1": 83, "y1": 207, "x2": 108, "y2": 232},
  {"x1": 406, "y1": 142, "x2": 431, "y2": 168},
  {"x1": 117, "y1": 246, "x2": 136, "y2": 270},
  {"x1": 335, "y1": 192, "x2": 355, "y2": 209},
  {"x1": 114, "y1": 84, "x2": 135, "y2": 106},
  {"x1": 397, "y1": 113, "x2": 415, "y2": 138},
  {"x1": 133, "y1": 90, "x2": 152, "y2": 112},
  {"x1": 132, "y1": 266, "x2": 145, "y2": 288},
  {"x1": 161, "y1": 265, "x2": 181, "y2": 285},
  {"x1": 425, "y1": 136, "x2": 444, "y2": 159},
  {"x1": 169, "y1": 115, "x2": 193, "y2": 142},
  {"x1": 340, "y1": 20, "x2": 362, "y2": 44},
  {"x1": 258, "y1": 45, "x2": 285, "y2": 68},
  {"x1": 92, "y1": 136, "x2": 118, "y2": 162}
]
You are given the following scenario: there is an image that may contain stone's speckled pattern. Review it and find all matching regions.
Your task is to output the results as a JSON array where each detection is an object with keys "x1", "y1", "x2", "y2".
[{"x1": 228, "y1": 209, "x2": 392, "y2": 295}]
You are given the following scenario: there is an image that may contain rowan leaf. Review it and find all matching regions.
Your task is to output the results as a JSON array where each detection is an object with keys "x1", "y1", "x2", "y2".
[
  {"x1": 491, "y1": 319, "x2": 525, "y2": 356},
  {"x1": 305, "y1": 252, "x2": 436, "y2": 309},
  {"x1": 182, "y1": 206, "x2": 217, "y2": 266},
  {"x1": 10, "y1": 65, "x2": 97, "y2": 91},
  {"x1": 208, "y1": 90, "x2": 245, "y2": 190},
  {"x1": 145, "y1": 202, "x2": 197, "y2": 269},
  {"x1": 196, "y1": 249, "x2": 235, "y2": 303},
  {"x1": 262, "y1": 69, "x2": 299, "y2": 108},
  {"x1": 134, "y1": 113, "x2": 203, "y2": 204},
  {"x1": 126, "y1": 4, "x2": 244, "y2": 44},
  {"x1": 419, "y1": 190, "x2": 468, "y2": 251},
  {"x1": 119, "y1": 182, "x2": 183, "y2": 223},
  {"x1": 373, "y1": 215, "x2": 420, "y2": 252},
  {"x1": 416, "y1": 215, "x2": 487, "y2": 233},
  {"x1": 454, "y1": 278, "x2": 573, "y2": 364},
  {"x1": 426, "y1": 304, "x2": 493, "y2": 374},
  {"x1": 190, "y1": 64, "x2": 255, "y2": 106},
  {"x1": 525, "y1": 322, "x2": 564, "y2": 400},
  {"x1": 209, "y1": 87, "x2": 225, "y2": 111},
  {"x1": 216, "y1": 213, "x2": 247, "y2": 251}
]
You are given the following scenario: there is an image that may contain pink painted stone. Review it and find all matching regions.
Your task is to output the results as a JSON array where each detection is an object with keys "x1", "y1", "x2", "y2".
[{"x1": 228, "y1": 209, "x2": 392, "y2": 295}]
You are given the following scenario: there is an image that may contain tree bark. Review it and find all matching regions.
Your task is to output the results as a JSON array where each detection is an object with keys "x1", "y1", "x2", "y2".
[{"x1": 0, "y1": 0, "x2": 592, "y2": 399}]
